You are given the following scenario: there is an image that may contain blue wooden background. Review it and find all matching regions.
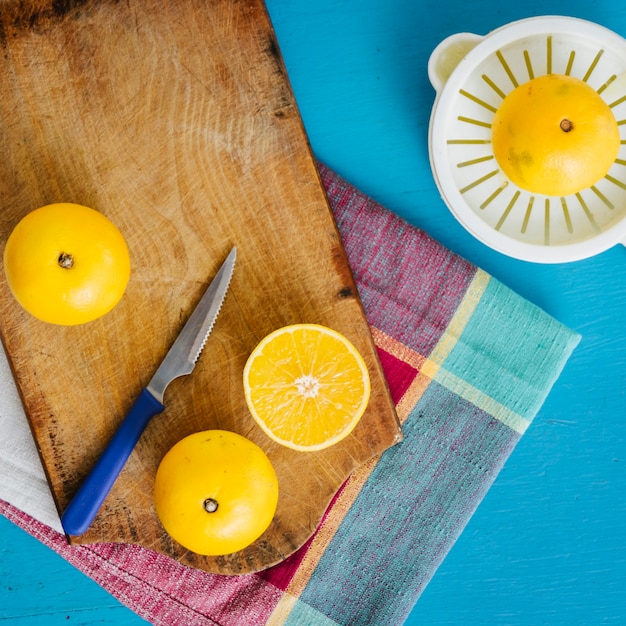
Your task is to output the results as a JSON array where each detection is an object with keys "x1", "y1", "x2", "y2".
[{"x1": 2, "y1": 1, "x2": 625, "y2": 623}]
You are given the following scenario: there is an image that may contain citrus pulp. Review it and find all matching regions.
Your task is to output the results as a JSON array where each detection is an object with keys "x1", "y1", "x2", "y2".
[
  {"x1": 491, "y1": 73, "x2": 620, "y2": 196},
  {"x1": 3, "y1": 202, "x2": 131, "y2": 325},
  {"x1": 153, "y1": 430, "x2": 278, "y2": 556},
  {"x1": 243, "y1": 323, "x2": 371, "y2": 452}
]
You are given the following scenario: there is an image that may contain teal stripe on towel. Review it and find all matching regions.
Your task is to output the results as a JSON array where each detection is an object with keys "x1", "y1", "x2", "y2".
[
  {"x1": 292, "y1": 382, "x2": 521, "y2": 626},
  {"x1": 437, "y1": 278, "x2": 581, "y2": 427}
]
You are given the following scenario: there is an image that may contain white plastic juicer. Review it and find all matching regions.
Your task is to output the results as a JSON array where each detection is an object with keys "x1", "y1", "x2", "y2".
[{"x1": 428, "y1": 16, "x2": 626, "y2": 262}]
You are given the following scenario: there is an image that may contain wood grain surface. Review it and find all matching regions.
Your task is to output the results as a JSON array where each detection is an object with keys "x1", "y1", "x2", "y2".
[{"x1": 0, "y1": 0, "x2": 401, "y2": 574}]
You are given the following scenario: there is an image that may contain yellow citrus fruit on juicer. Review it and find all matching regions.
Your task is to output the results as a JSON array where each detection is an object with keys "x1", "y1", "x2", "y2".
[{"x1": 491, "y1": 73, "x2": 620, "y2": 196}]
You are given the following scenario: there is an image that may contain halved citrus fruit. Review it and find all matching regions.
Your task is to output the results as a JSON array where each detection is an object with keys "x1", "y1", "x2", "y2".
[
  {"x1": 153, "y1": 430, "x2": 278, "y2": 556},
  {"x1": 3, "y1": 202, "x2": 131, "y2": 325},
  {"x1": 243, "y1": 324, "x2": 371, "y2": 452},
  {"x1": 491, "y1": 73, "x2": 620, "y2": 196}
]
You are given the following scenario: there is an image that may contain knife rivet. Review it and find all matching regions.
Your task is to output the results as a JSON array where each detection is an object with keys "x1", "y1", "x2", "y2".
[{"x1": 203, "y1": 497, "x2": 219, "y2": 513}]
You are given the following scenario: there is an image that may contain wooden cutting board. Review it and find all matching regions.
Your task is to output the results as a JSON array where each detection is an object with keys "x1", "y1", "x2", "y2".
[{"x1": 0, "y1": 0, "x2": 401, "y2": 574}]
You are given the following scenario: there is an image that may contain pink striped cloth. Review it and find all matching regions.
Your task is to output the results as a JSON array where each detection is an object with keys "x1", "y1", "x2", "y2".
[{"x1": 0, "y1": 163, "x2": 580, "y2": 625}]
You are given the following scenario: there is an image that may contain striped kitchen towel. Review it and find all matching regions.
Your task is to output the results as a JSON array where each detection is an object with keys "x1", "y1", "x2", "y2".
[{"x1": 0, "y1": 163, "x2": 580, "y2": 625}]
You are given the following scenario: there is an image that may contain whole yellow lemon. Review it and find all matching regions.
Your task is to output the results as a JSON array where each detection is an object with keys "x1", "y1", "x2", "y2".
[
  {"x1": 153, "y1": 430, "x2": 279, "y2": 556},
  {"x1": 3, "y1": 202, "x2": 131, "y2": 325},
  {"x1": 492, "y1": 73, "x2": 620, "y2": 196}
]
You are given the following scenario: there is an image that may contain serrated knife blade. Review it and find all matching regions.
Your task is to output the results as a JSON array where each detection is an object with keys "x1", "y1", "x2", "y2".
[{"x1": 61, "y1": 246, "x2": 236, "y2": 536}]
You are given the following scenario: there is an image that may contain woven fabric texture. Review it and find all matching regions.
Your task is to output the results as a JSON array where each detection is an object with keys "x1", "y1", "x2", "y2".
[{"x1": 0, "y1": 163, "x2": 580, "y2": 625}]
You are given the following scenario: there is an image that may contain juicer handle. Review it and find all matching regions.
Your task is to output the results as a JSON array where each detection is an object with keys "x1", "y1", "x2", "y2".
[{"x1": 428, "y1": 32, "x2": 483, "y2": 93}]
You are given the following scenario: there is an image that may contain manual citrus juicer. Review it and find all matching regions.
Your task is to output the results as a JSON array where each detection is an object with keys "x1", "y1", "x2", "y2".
[{"x1": 428, "y1": 16, "x2": 626, "y2": 263}]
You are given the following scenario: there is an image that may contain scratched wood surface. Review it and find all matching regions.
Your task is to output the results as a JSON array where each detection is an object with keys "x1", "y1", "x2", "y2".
[{"x1": 0, "y1": 0, "x2": 401, "y2": 574}]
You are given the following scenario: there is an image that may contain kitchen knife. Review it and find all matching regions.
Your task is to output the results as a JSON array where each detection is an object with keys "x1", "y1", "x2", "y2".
[{"x1": 61, "y1": 246, "x2": 237, "y2": 536}]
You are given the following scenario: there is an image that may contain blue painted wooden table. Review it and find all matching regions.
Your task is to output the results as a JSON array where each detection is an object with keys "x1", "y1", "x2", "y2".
[{"x1": 2, "y1": 1, "x2": 625, "y2": 623}]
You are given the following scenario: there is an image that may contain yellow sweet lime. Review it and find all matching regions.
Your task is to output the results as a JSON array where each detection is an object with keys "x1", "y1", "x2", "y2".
[
  {"x1": 3, "y1": 202, "x2": 130, "y2": 325},
  {"x1": 491, "y1": 73, "x2": 620, "y2": 196},
  {"x1": 153, "y1": 430, "x2": 278, "y2": 556},
  {"x1": 243, "y1": 323, "x2": 371, "y2": 452}
]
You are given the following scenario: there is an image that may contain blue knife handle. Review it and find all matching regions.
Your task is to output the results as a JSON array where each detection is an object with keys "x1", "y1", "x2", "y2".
[{"x1": 61, "y1": 388, "x2": 165, "y2": 536}]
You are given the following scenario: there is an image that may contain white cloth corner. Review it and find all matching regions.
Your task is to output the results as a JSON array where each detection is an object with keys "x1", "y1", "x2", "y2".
[{"x1": 0, "y1": 343, "x2": 63, "y2": 533}]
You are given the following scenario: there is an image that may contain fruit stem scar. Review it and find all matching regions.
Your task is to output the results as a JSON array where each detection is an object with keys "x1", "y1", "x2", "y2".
[
  {"x1": 560, "y1": 118, "x2": 574, "y2": 132},
  {"x1": 58, "y1": 252, "x2": 74, "y2": 269},
  {"x1": 203, "y1": 498, "x2": 219, "y2": 513}
]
